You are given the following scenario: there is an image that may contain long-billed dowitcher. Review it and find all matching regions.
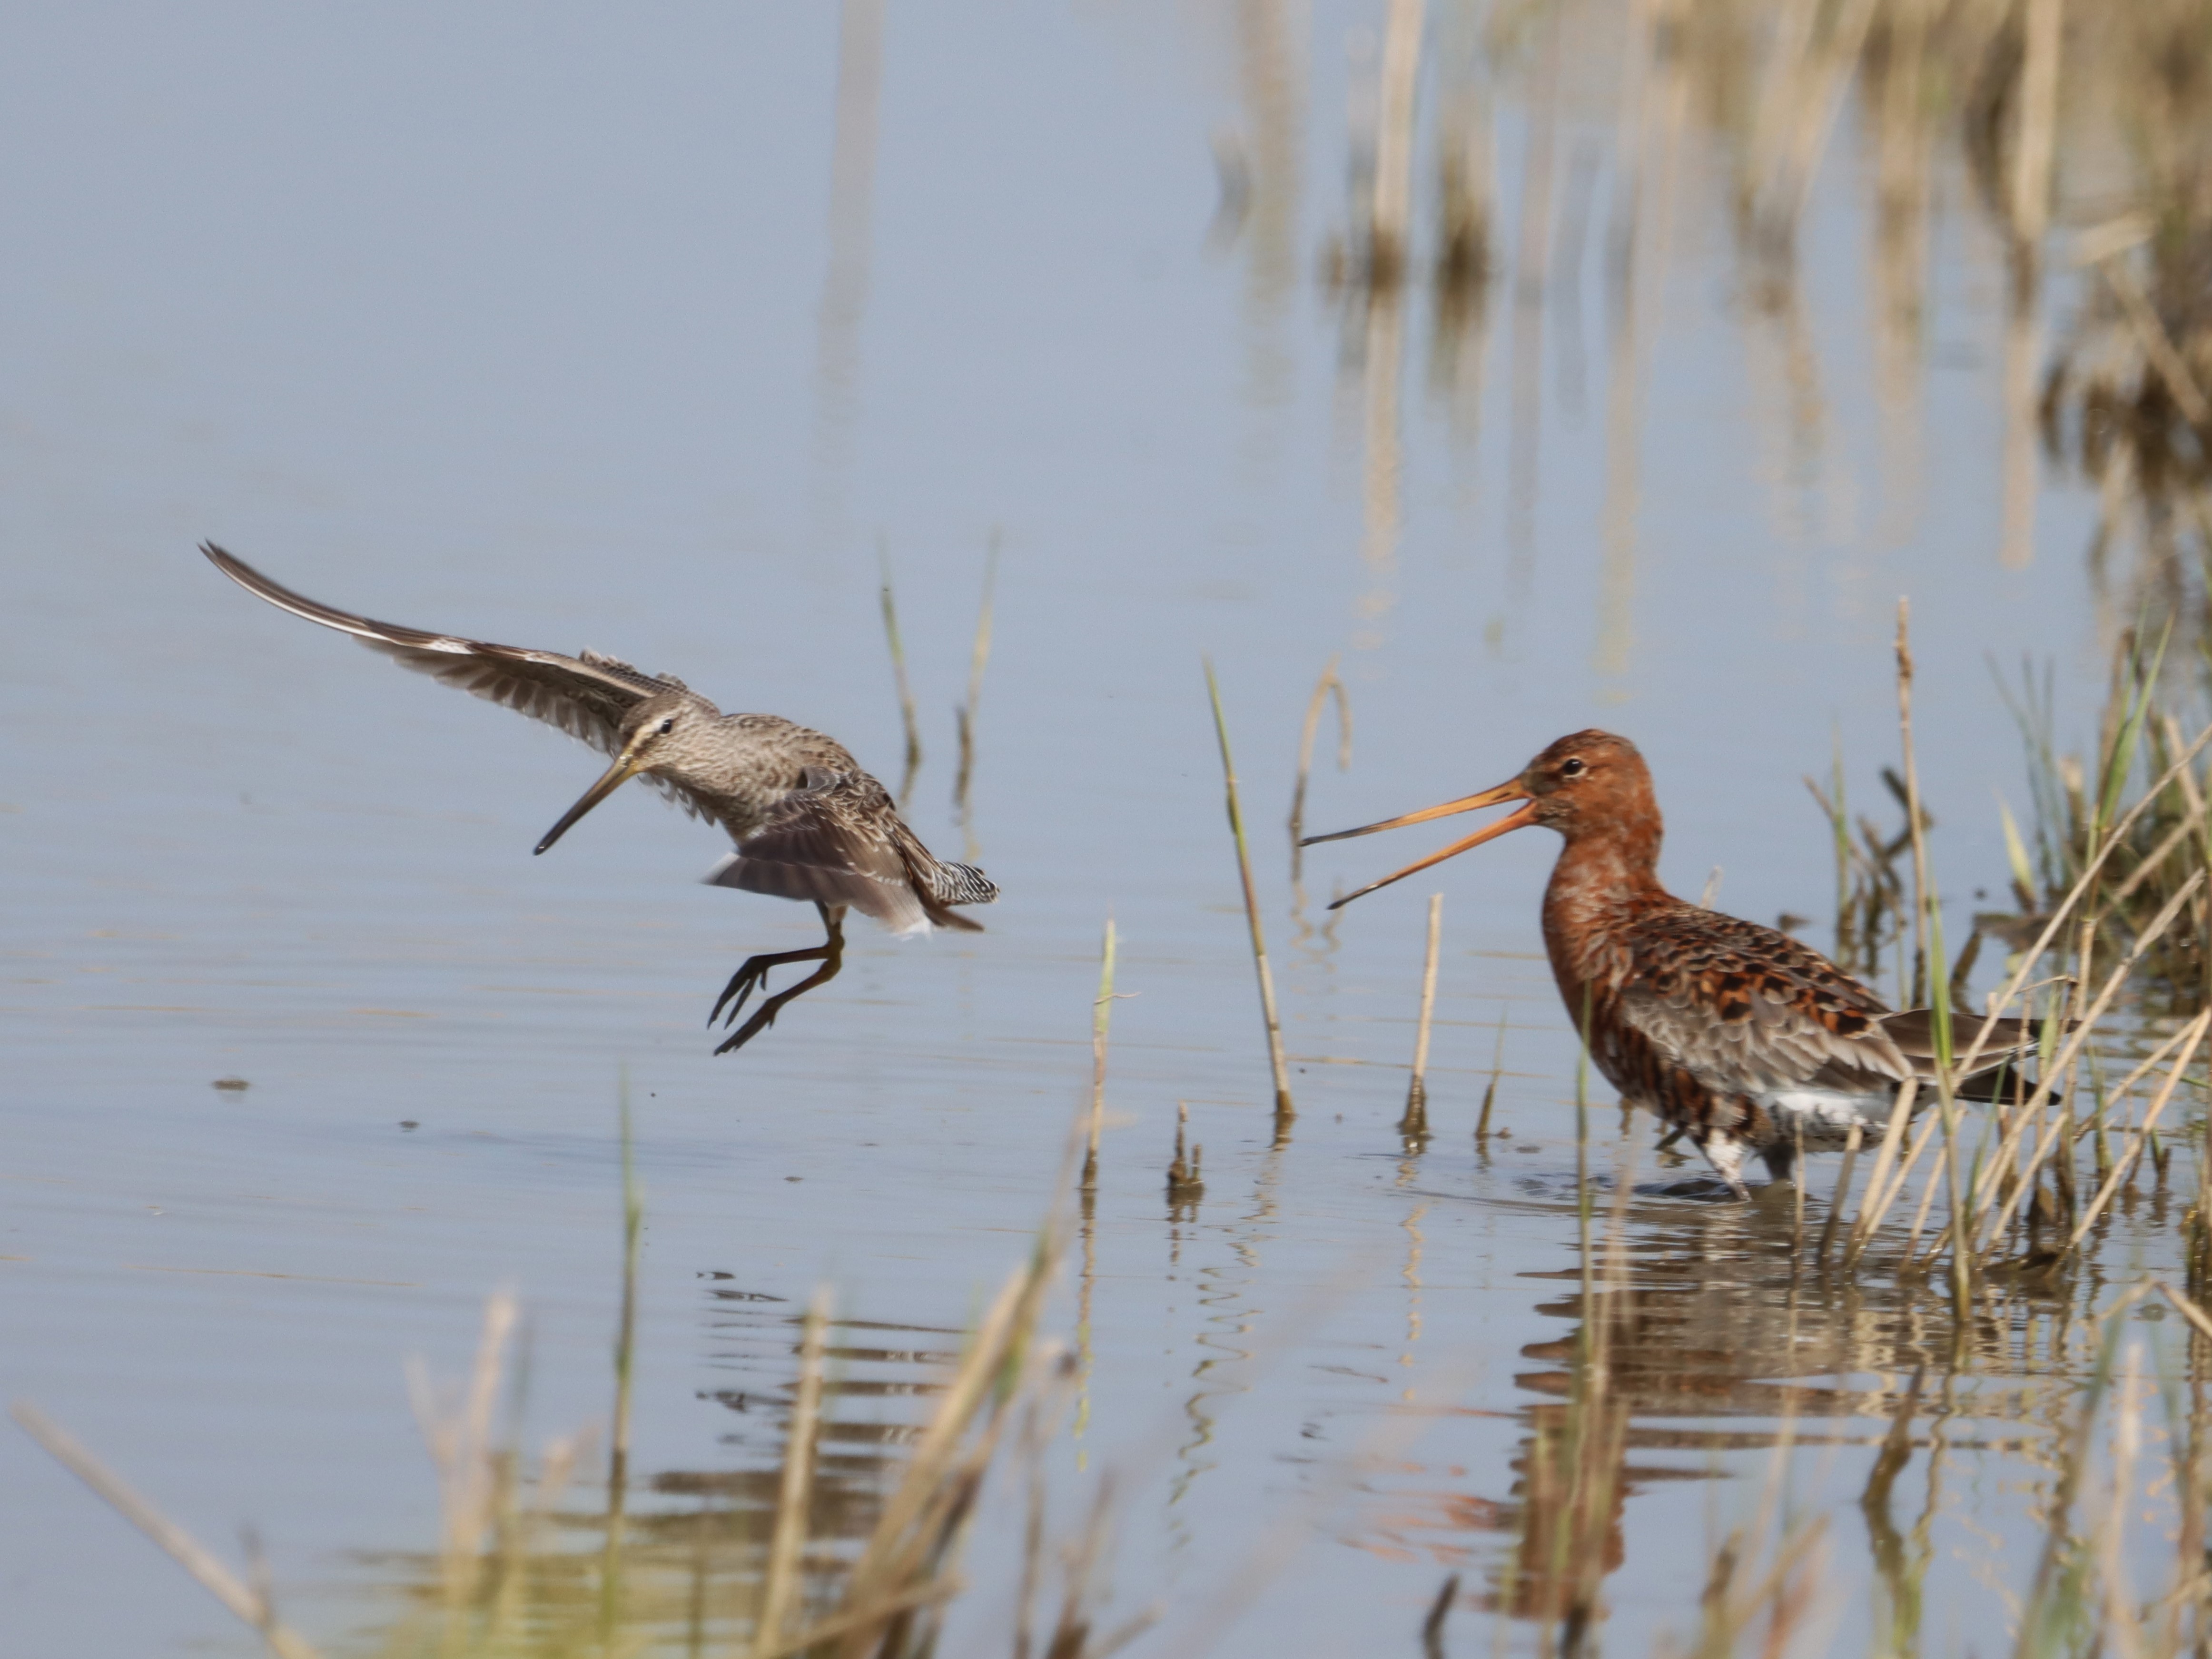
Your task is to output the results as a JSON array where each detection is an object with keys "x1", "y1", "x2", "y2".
[
  {"x1": 203, "y1": 545, "x2": 997, "y2": 1053},
  {"x1": 1305, "y1": 730, "x2": 2039, "y2": 1197}
]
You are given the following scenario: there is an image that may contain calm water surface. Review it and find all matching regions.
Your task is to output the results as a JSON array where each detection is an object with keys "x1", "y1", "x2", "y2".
[{"x1": 0, "y1": 4, "x2": 2183, "y2": 1655}]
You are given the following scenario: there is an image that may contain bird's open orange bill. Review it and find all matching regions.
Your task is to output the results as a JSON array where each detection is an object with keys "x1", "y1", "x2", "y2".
[{"x1": 1300, "y1": 779, "x2": 1536, "y2": 909}]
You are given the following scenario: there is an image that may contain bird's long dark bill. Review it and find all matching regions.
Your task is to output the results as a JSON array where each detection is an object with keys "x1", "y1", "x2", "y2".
[
  {"x1": 535, "y1": 755, "x2": 641, "y2": 855},
  {"x1": 1309, "y1": 780, "x2": 1538, "y2": 911}
]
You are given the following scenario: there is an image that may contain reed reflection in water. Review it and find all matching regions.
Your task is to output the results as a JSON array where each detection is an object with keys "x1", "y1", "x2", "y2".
[{"x1": 354, "y1": 1288, "x2": 963, "y2": 1657}]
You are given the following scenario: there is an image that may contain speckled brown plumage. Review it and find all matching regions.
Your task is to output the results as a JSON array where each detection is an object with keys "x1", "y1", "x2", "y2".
[
  {"x1": 1307, "y1": 730, "x2": 2036, "y2": 1197},
  {"x1": 203, "y1": 544, "x2": 996, "y2": 1053}
]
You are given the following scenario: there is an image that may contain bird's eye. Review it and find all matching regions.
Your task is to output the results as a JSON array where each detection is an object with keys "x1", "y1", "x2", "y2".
[
  {"x1": 657, "y1": 719, "x2": 674, "y2": 735},
  {"x1": 1560, "y1": 758, "x2": 1586, "y2": 778}
]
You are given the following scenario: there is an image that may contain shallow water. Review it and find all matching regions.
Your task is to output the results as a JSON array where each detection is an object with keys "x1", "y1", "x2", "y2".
[{"x1": 0, "y1": 4, "x2": 2196, "y2": 1656}]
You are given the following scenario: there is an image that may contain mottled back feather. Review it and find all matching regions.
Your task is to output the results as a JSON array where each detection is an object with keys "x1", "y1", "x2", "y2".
[
  {"x1": 706, "y1": 770, "x2": 996, "y2": 935},
  {"x1": 1613, "y1": 904, "x2": 1910, "y2": 1095}
]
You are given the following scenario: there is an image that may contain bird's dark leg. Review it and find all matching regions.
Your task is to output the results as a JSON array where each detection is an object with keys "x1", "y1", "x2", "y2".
[
  {"x1": 1760, "y1": 1140, "x2": 1800, "y2": 1185},
  {"x1": 711, "y1": 904, "x2": 846, "y2": 1056}
]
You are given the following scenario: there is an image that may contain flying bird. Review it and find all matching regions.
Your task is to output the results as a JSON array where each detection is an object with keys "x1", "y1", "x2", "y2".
[{"x1": 203, "y1": 544, "x2": 996, "y2": 1053}]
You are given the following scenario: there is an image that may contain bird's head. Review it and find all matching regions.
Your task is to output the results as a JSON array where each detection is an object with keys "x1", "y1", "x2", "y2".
[
  {"x1": 1301, "y1": 729, "x2": 1658, "y2": 908},
  {"x1": 1513, "y1": 731, "x2": 1657, "y2": 837},
  {"x1": 534, "y1": 694, "x2": 706, "y2": 856}
]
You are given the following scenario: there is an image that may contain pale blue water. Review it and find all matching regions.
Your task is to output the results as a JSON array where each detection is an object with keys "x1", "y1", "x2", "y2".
[{"x1": 0, "y1": 4, "x2": 2173, "y2": 1656}]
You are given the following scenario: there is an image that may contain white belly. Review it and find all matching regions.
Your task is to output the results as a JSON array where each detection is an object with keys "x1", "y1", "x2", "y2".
[{"x1": 1756, "y1": 1089, "x2": 1898, "y2": 1147}]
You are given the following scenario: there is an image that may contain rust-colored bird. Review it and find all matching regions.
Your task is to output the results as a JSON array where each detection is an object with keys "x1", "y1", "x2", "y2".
[
  {"x1": 1304, "y1": 730, "x2": 2036, "y2": 1197},
  {"x1": 203, "y1": 545, "x2": 997, "y2": 1054}
]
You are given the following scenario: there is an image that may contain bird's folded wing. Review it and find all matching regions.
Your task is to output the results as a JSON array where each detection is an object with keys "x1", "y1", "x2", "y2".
[
  {"x1": 202, "y1": 543, "x2": 687, "y2": 757},
  {"x1": 1878, "y1": 1009, "x2": 2053, "y2": 1079},
  {"x1": 705, "y1": 773, "x2": 935, "y2": 935},
  {"x1": 1618, "y1": 912, "x2": 1911, "y2": 1096}
]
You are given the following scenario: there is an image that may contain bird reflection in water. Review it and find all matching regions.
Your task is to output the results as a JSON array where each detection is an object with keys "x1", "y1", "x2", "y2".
[{"x1": 1349, "y1": 1179, "x2": 2104, "y2": 1651}]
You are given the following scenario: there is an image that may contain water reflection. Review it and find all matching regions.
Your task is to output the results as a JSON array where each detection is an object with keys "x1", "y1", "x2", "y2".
[
  {"x1": 356, "y1": 1284, "x2": 961, "y2": 1657},
  {"x1": 1348, "y1": 1159, "x2": 2191, "y2": 1647}
]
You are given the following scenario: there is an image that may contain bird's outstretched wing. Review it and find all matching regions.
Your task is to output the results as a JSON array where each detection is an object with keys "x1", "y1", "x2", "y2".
[
  {"x1": 203, "y1": 543, "x2": 692, "y2": 758},
  {"x1": 705, "y1": 770, "x2": 994, "y2": 936},
  {"x1": 1615, "y1": 905, "x2": 1911, "y2": 1096}
]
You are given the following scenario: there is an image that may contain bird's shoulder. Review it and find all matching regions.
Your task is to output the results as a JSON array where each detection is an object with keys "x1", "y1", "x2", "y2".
[{"x1": 714, "y1": 713, "x2": 862, "y2": 779}]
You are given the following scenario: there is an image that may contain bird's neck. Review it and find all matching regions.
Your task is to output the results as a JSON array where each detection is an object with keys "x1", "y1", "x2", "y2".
[{"x1": 1540, "y1": 821, "x2": 1668, "y2": 1021}]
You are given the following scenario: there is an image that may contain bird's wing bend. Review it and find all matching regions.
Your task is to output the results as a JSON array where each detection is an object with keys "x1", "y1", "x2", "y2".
[
  {"x1": 1616, "y1": 907, "x2": 1912, "y2": 1096},
  {"x1": 203, "y1": 543, "x2": 694, "y2": 759},
  {"x1": 704, "y1": 770, "x2": 993, "y2": 936}
]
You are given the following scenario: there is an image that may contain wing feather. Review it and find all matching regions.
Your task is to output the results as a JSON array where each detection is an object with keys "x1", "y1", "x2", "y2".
[
  {"x1": 1617, "y1": 906, "x2": 1910, "y2": 1095},
  {"x1": 704, "y1": 771, "x2": 993, "y2": 934},
  {"x1": 203, "y1": 543, "x2": 694, "y2": 757}
]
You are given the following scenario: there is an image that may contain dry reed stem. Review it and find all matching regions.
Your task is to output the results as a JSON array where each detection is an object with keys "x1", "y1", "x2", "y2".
[
  {"x1": 1368, "y1": 0, "x2": 1423, "y2": 282},
  {"x1": 1084, "y1": 918, "x2": 1117, "y2": 1192},
  {"x1": 2063, "y1": 1010, "x2": 2212, "y2": 1254},
  {"x1": 603, "y1": 1096, "x2": 642, "y2": 1624},
  {"x1": 2101, "y1": 257, "x2": 2212, "y2": 427},
  {"x1": 1876, "y1": 707, "x2": 2212, "y2": 1264},
  {"x1": 1406, "y1": 892, "x2": 1442, "y2": 1116},
  {"x1": 1793, "y1": 1122, "x2": 1808, "y2": 1250},
  {"x1": 1857, "y1": 1104, "x2": 1946, "y2": 1252},
  {"x1": 877, "y1": 541, "x2": 922, "y2": 805},
  {"x1": 10, "y1": 1402, "x2": 326, "y2": 1659},
  {"x1": 1816, "y1": 1121, "x2": 1863, "y2": 1262},
  {"x1": 831, "y1": 1224, "x2": 1066, "y2": 1657},
  {"x1": 1843, "y1": 1077, "x2": 1919, "y2": 1261},
  {"x1": 1893, "y1": 602, "x2": 1971, "y2": 1308},
  {"x1": 1286, "y1": 655, "x2": 1352, "y2": 872},
  {"x1": 1963, "y1": 873, "x2": 2207, "y2": 1253},
  {"x1": 2011, "y1": 0, "x2": 2063, "y2": 249},
  {"x1": 952, "y1": 534, "x2": 999, "y2": 824},
  {"x1": 1475, "y1": 1007, "x2": 1507, "y2": 1140},
  {"x1": 404, "y1": 1288, "x2": 520, "y2": 1602},
  {"x1": 1902, "y1": 1137, "x2": 1946, "y2": 1264},
  {"x1": 2000, "y1": 0, "x2": 2054, "y2": 568},
  {"x1": 842, "y1": 1270, "x2": 1026, "y2": 1590},
  {"x1": 1205, "y1": 661, "x2": 1294, "y2": 1124},
  {"x1": 2097, "y1": 1345, "x2": 2150, "y2": 1659},
  {"x1": 759, "y1": 1577, "x2": 968, "y2": 1659},
  {"x1": 1991, "y1": 999, "x2": 2212, "y2": 1247},
  {"x1": 1949, "y1": 719, "x2": 2212, "y2": 1082},
  {"x1": 2154, "y1": 1281, "x2": 2212, "y2": 1344},
  {"x1": 2103, "y1": 788, "x2": 2212, "y2": 910},
  {"x1": 753, "y1": 1288, "x2": 831, "y2": 1657},
  {"x1": 1167, "y1": 1100, "x2": 1204, "y2": 1199}
]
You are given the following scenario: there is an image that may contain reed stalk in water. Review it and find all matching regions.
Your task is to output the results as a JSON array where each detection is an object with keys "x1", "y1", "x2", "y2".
[
  {"x1": 1287, "y1": 655, "x2": 1352, "y2": 879},
  {"x1": 1205, "y1": 661, "x2": 1294, "y2": 1127},
  {"x1": 1083, "y1": 917, "x2": 1116, "y2": 1192},
  {"x1": 877, "y1": 539, "x2": 923, "y2": 806},
  {"x1": 952, "y1": 532, "x2": 999, "y2": 833},
  {"x1": 1401, "y1": 892, "x2": 1443, "y2": 1138}
]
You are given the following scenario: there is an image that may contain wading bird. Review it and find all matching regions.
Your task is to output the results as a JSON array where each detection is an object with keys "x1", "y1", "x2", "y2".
[
  {"x1": 1304, "y1": 730, "x2": 2038, "y2": 1197},
  {"x1": 203, "y1": 545, "x2": 996, "y2": 1053}
]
